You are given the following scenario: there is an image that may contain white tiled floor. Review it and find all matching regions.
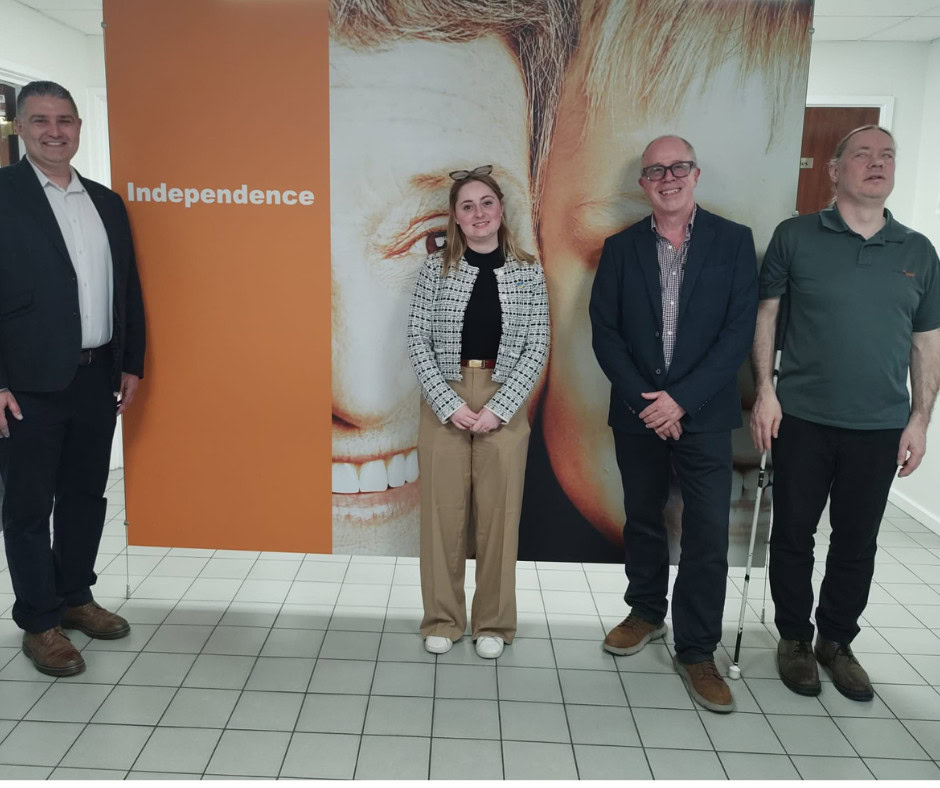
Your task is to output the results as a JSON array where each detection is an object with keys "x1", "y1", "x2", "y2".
[{"x1": 0, "y1": 473, "x2": 939, "y2": 779}]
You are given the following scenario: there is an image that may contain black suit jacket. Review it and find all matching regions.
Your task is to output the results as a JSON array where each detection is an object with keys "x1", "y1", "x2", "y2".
[
  {"x1": 589, "y1": 206, "x2": 757, "y2": 434},
  {"x1": 0, "y1": 158, "x2": 145, "y2": 392}
]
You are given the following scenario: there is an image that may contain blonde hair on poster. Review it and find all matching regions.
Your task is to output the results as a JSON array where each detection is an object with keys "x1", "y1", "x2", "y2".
[
  {"x1": 330, "y1": 0, "x2": 579, "y2": 226},
  {"x1": 581, "y1": 0, "x2": 812, "y2": 138}
]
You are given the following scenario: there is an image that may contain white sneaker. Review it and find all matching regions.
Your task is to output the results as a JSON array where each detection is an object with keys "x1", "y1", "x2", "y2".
[
  {"x1": 424, "y1": 636, "x2": 453, "y2": 654},
  {"x1": 475, "y1": 636, "x2": 504, "y2": 659}
]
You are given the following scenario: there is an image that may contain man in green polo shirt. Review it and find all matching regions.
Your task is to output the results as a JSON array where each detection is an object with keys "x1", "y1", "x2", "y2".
[{"x1": 751, "y1": 125, "x2": 940, "y2": 702}]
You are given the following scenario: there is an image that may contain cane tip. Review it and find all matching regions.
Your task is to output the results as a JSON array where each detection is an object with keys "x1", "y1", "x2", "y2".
[{"x1": 728, "y1": 664, "x2": 742, "y2": 680}]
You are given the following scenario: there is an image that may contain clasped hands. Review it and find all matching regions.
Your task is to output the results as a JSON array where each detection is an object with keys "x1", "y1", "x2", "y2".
[
  {"x1": 450, "y1": 404, "x2": 503, "y2": 433},
  {"x1": 639, "y1": 390, "x2": 685, "y2": 440}
]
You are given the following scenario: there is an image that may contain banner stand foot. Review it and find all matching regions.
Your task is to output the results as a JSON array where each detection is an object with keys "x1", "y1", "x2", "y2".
[{"x1": 124, "y1": 519, "x2": 132, "y2": 600}]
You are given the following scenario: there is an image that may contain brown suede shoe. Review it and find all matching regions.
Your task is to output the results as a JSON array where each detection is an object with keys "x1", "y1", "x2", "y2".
[
  {"x1": 602, "y1": 614, "x2": 667, "y2": 656},
  {"x1": 815, "y1": 637, "x2": 874, "y2": 701},
  {"x1": 22, "y1": 627, "x2": 85, "y2": 677},
  {"x1": 777, "y1": 638, "x2": 821, "y2": 696},
  {"x1": 674, "y1": 657, "x2": 735, "y2": 713},
  {"x1": 61, "y1": 601, "x2": 130, "y2": 640}
]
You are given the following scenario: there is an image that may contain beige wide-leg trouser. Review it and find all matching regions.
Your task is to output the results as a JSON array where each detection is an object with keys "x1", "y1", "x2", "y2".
[{"x1": 418, "y1": 367, "x2": 531, "y2": 643}]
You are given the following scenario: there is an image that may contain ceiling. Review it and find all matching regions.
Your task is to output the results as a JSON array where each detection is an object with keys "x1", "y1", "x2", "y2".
[
  {"x1": 13, "y1": 0, "x2": 940, "y2": 42},
  {"x1": 813, "y1": 0, "x2": 940, "y2": 42},
  {"x1": 15, "y1": 0, "x2": 102, "y2": 36}
]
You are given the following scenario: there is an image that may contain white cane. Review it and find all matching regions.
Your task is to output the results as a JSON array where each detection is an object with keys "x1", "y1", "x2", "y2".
[{"x1": 728, "y1": 349, "x2": 781, "y2": 680}]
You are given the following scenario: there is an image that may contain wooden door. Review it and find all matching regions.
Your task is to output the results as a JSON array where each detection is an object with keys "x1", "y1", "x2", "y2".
[
  {"x1": 796, "y1": 106, "x2": 881, "y2": 215},
  {"x1": 0, "y1": 83, "x2": 18, "y2": 168}
]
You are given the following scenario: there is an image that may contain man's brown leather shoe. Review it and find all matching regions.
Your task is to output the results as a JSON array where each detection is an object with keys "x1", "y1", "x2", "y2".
[
  {"x1": 22, "y1": 627, "x2": 85, "y2": 677},
  {"x1": 61, "y1": 601, "x2": 130, "y2": 640},
  {"x1": 675, "y1": 657, "x2": 735, "y2": 713},
  {"x1": 602, "y1": 614, "x2": 667, "y2": 656},
  {"x1": 777, "y1": 638, "x2": 821, "y2": 696},
  {"x1": 815, "y1": 637, "x2": 874, "y2": 701}
]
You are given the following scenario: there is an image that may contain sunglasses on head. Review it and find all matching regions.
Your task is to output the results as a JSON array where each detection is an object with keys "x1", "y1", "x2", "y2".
[{"x1": 449, "y1": 164, "x2": 493, "y2": 181}]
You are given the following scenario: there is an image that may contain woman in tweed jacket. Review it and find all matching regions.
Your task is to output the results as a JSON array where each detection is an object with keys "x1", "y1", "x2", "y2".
[{"x1": 407, "y1": 168, "x2": 550, "y2": 658}]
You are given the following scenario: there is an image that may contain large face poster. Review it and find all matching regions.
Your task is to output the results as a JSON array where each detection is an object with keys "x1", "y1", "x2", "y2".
[
  {"x1": 330, "y1": 0, "x2": 813, "y2": 563},
  {"x1": 107, "y1": 0, "x2": 812, "y2": 561}
]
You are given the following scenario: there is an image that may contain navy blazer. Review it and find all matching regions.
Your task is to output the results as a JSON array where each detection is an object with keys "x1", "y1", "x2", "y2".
[
  {"x1": 589, "y1": 206, "x2": 758, "y2": 434},
  {"x1": 0, "y1": 158, "x2": 145, "y2": 392}
]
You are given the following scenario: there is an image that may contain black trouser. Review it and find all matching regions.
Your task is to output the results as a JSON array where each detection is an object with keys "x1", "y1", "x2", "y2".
[
  {"x1": 613, "y1": 429, "x2": 731, "y2": 664},
  {"x1": 1, "y1": 354, "x2": 116, "y2": 633},
  {"x1": 770, "y1": 413, "x2": 902, "y2": 644}
]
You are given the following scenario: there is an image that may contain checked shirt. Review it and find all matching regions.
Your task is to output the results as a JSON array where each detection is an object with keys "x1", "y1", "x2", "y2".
[{"x1": 651, "y1": 206, "x2": 697, "y2": 370}]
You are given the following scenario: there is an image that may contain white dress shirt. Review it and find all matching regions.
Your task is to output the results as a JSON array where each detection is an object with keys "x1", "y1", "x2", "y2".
[{"x1": 27, "y1": 156, "x2": 113, "y2": 349}]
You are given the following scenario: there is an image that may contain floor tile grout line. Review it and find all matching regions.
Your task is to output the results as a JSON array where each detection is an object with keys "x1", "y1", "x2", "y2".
[
  {"x1": 426, "y1": 641, "x2": 438, "y2": 779},
  {"x1": 538, "y1": 557, "x2": 581, "y2": 778},
  {"x1": 896, "y1": 717, "x2": 938, "y2": 763},
  {"x1": 13, "y1": 564, "x2": 168, "y2": 776},
  {"x1": 272, "y1": 573, "x2": 333, "y2": 782},
  {"x1": 349, "y1": 621, "x2": 381, "y2": 780},
  {"x1": 125, "y1": 546, "x2": 266, "y2": 778},
  {"x1": 271, "y1": 555, "x2": 358, "y2": 779},
  {"x1": 193, "y1": 546, "x2": 320, "y2": 779}
]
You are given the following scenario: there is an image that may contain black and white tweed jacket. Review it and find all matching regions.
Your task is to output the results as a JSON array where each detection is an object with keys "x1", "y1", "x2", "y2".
[{"x1": 407, "y1": 250, "x2": 550, "y2": 424}]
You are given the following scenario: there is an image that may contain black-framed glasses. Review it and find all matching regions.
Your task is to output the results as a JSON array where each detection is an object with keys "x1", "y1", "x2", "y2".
[
  {"x1": 449, "y1": 164, "x2": 493, "y2": 181},
  {"x1": 641, "y1": 161, "x2": 696, "y2": 181}
]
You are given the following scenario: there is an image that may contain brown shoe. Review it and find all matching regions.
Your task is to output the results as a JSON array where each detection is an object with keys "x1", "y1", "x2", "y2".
[
  {"x1": 602, "y1": 614, "x2": 667, "y2": 656},
  {"x1": 675, "y1": 657, "x2": 735, "y2": 713},
  {"x1": 815, "y1": 637, "x2": 873, "y2": 701},
  {"x1": 22, "y1": 627, "x2": 85, "y2": 677},
  {"x1": 777, "y1": 638, "x2": 821, "y2": 696},
  {"x1": 61, "y1": 601, "x2": 130, "y2": 640}
]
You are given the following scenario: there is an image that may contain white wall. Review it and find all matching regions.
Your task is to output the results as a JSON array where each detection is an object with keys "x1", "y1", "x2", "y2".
[
  {"x1": 892, "y1": 37, "x2": 940, "y2": 531},
  {"x1": 808, "y1": 40, "x2": 940, "y2": 531},
  {"x1": 0, "y1": 0, "x2": 106, "y2": 176},
  {"x1": 912, "y1": 40, "x2": 940, "y2": 252}
]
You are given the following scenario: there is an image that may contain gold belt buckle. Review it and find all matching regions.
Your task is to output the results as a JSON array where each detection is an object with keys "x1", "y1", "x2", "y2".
[{"x1": 466, "y1": 359, "x2": 484, "y2": 368}]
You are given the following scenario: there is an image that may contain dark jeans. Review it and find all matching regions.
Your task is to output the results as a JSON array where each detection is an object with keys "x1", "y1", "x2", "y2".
[
  {"x1": 1, "y1": 354, "x2": 116, "y2": 633},
  {"x1": 613, "y1": 429, "x2": 732, "y2": 664},
  {"x1": 770, "y1": 413, "x2": 902, "y2": 644}
]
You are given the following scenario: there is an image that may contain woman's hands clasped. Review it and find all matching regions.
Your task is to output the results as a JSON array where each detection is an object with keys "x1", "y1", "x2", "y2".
[{"x1": 450, "y1": 405, "x2": 503, "y2": 433}]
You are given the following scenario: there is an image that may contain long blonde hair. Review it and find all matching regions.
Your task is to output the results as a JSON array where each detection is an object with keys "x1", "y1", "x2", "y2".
[
  {"x1": 579, "y1": 0, "x2": 812, "y2": 142},
  {"x1": 330, "y1": 0, "x2": 578, "y2": 230},
  {"x1": 441, "y1": 174, "x2": 536, "y2": 277}
]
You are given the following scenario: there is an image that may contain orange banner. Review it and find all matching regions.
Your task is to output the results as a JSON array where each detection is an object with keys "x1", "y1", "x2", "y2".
[{"x1": 104, "y1": 0, "x2": 331, "y2": 552}]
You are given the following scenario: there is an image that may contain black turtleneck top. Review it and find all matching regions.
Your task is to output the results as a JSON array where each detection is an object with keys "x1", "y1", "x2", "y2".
[{"x1": 461, "y1": 246, "x2": 504, "y2": 359}]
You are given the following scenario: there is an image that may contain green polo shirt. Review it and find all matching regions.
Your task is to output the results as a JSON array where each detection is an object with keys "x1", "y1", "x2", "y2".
[{"x1": 759, "y1": 205, "x2": 940, "y2": 430}]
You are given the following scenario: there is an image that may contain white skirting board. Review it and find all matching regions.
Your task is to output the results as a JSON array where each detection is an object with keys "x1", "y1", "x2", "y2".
[{"x1": 889, "y1": 488, "x2": 940, "y2": 535}]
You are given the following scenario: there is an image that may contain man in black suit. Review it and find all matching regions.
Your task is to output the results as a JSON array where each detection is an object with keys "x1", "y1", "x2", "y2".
[
  {"x1": 589, "y1": 135, "x2": 757, "y2": 713},
  {"x1": 0, "y1": 81, "x2": 145, "y2": 676}
]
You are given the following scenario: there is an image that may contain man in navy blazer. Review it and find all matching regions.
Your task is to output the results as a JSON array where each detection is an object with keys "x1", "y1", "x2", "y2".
[
  {"x1": 589, "y1": 135, "x2": 757, "y2": 713},
  {"x1": 0, "y1": 81, "x2": 145, "y2": 676}
]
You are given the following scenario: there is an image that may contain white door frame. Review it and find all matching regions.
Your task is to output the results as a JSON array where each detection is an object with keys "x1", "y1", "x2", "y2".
[
  {"x1": 0, "y1": 58, "x2": 49, "y2": 88},
  {"x1": 84, "y1": 87, "x2": 111, "y2": 187},
  {"x1": 805, "y1": 95, "x2": 895, "y2": 130}
]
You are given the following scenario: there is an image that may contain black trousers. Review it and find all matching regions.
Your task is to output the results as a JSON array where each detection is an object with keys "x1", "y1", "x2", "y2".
[
  {"x1": 770, "y1": 413, "x2": 901, "y2": 644},
  {"x1": 1, "y1": 354, "x2": 116, "y2": 633},
  {"x1": 613, "y1": 429, "x2": 731, "y2": 664}
]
